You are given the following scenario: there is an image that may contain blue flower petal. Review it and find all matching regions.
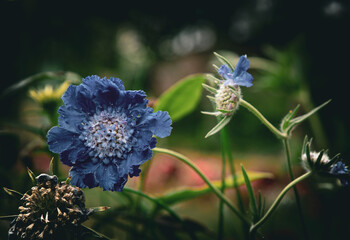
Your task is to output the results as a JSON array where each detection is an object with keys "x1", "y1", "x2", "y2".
[
  {"x1": 124, "y1": 90, "x2": 148, "y2": 106},
  {"x1": 47, "y1": 75, "x2": 172, "y2": 192},
  {"x1": 138, "y1": 111, "x2": 172, "y2": 138},
  {"x1": 62, "y1": 84, "x2": 96, "y2": 113},
  {"x1": 95, "y1": 164, "x2": 124, "y2": 191},
  {"x1": 233, "y1": 72, "x2": 253, "y2": 87},
  {"x1": 60, "y1": 142, "x2": 89, "y2": 166},
  {"x1": 218, "y1": 64, "x2": 234, "y2": 79},
  {"x1": 58, "y1": 105, "x2": 86, "y2": 132},
  {"x1": 217, "y1": 55, "x2": 253, "y2": 88},
  {"x1": 69, "y1": 161, "x2": 99, "y2": 188},
  {"x1": 47, "y1": 127, "x2": 77, "y2": 153},
  {"x1": 110, "y1": 77, "x2": 125, "y2": 91},
  {"x1": 232, "y1": 55, "x2": 250, "y2": 77}
]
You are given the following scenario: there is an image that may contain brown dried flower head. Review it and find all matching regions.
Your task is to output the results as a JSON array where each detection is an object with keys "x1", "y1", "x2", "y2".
[{"x1": 8, "y1": 174, "x2": 93, "y2": 240}]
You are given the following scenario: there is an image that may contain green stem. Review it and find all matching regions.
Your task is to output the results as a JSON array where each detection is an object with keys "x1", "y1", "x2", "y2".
[
  {"x1": 218, "y1": 128, "x2": 227, "y2": 240},
  {"x1": 153, "y1": 147, "x2": 249, "y2": 224},
  {"x1": 123, "y1": 187, "x2": 182, "y2": 222},
  {"x1": 133, "y1": 158, "x2": 153, "y2": 212},
  {"x1": 283, "y1": 138, "x2": 309, "y2": 239},
  {"x1": 82, "y1": 225, "x2": 113, "y2": 240},
  {"x1": 240, "y1": 99, "x2": 287, "y2": 139},
  {"x1": 221, "y1": 128, "x2": 245, "y2": 214},
  {"x1": 249, "y1": 171, "x2": 312, "y2": 237},
  {"x1": 124, "y1": 188, "x2": 199, "y2": 240}
]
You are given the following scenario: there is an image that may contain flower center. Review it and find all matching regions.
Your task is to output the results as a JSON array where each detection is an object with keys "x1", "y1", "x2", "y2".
[
  {"x1": 80, "y1": 109, "x2": 133, "y2": 162},
  {"x1": 215, "y1": 85, "x2": 240, "y2": 115}
]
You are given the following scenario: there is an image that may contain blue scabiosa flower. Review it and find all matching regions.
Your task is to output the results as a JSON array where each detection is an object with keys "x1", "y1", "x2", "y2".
[
  {"x1": 202, "y1": 53, "x2": 253, "y2": 137},
  {"x1": 218, "y1": 55, "x2": 253, "y2": 88},
  {"x1": 330, "y1": 162, "x2": 350, "y2": 186},
  {"x1": 47, "y1": 76, "x2": 172, "y2": 191},
  {"x1": 301, "y1": 136, "x2": 350, "y2": 186}
]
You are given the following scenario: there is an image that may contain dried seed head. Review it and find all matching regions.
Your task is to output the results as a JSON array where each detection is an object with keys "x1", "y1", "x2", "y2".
[{"x1": 8, "y1": 174, "x2": 92, "y2": 240}]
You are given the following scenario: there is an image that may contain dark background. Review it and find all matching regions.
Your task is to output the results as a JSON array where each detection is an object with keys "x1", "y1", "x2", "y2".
[{"x1": 1, "y1": 0, "x2": 349, "y2": 156}]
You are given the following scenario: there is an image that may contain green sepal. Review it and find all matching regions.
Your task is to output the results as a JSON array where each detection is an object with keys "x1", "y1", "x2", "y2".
[
  {"x1": 212, "y1": 64, "x2": 220, "y2": 72},
  {"x1": 49, "y1": 157, "x2": 54, "y2": 175},
  {"x1": 314, "y1": 150, "x2": 325, "y2": 169},
  {"x1": 241, "y1": 165, "x2": 258, "y2": 222},
  {"x1": 3, "y1": 187, "x2": 23, "y2": 199},
  {"x1": 91, "y1": 206, "x2": 111, "y2": 213},
  {"x1": 206, "y1": 95, "x2": 216, "y2": 102},
  {"x1": 27, "y1": 167, "x2": 36, "y2": 184},
  {"x1": 216, "y1": 108, "x2": 233, "y2": 114},
  {"x1": 205, "y1": 115, "x2": 232, "y2": 138},
  {"x1": 206, "y1": 74, "x2": 221, "y2": 84},
  {"x1": 324, "y1": 153, "x2": 341, "y2": 169},
  {"x1": 214, "y1": 52, "x2": 235, "y2": 71},
  {"x1": 227, "y1": 85, "x2": 241, "y2": 97},
  {"x1": 202, "y1": 83, "x2": 217, "y2": 94},
  {"x1": 201, "y1": 111, "x2": 221, "y2": 116},
  {"x1": 305, "y1": 141, "x2": 314, "y2": 170}
]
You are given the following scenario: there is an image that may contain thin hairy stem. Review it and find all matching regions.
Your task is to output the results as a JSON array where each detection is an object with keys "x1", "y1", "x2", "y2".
[
  {"x1": 240, "y1": 99, "x2": 287, "y2": 139},
  {"x1": 249, "y1": 171, "x2": 312, "y2": 238},
  {"x1": 283, "y1": 139, "x2": 309, "y2": 240}
]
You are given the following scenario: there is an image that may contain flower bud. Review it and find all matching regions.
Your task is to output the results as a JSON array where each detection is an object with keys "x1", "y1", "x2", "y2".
[{"x1": 215, "y1": 84, "x2": 241, "y2": 116}]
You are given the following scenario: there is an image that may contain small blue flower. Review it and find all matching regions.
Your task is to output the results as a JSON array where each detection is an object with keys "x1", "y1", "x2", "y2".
[
  {"x1": 47, "y1": 75, "x2": 172, "y2": 191},
  {"x1": 218, "y1": 55, "x2": 253, "y2": 87},
  {"x1": 330, "y1": 162, "x2": 350, "y2": 186}
]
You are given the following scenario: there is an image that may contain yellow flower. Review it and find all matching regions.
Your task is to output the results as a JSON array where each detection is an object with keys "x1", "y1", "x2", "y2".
[{"x1": 29, "y1": 81, "x2": 70, "y2": 104}]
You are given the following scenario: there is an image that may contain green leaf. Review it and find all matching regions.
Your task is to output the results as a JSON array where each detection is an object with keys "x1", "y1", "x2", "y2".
[
  {"x1": 205, "y1": 115, "x2": 232, "y2": 138},
  {"x1": 282, "y1": 100, "x2": 331, "y2": 134},
  {"x1": 156, "y1": 171, "x2": 273, "y2": 206},
  {"x1": 281, "y1": 104, "x2": 300, "y2": 131},
  {"x1": 153, "y1": 74, "x2": 206, "y2": 122},
  {"x1": 241, "y1": 165, "x2": 258, "y2": 222},
  {"x1": 202, "y1": 83, "x2": 217, "y2": 95}
]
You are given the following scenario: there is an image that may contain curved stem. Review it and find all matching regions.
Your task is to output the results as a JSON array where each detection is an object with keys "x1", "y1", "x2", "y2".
[
  {"x1": 153, "y1": 147, "x2": 249, "y2": 224},
  {"x1": 240, "y1": 99, "x2": 287, "y2": 139},
  {"x1": 82, "y1": 225, "x2": 113, "y2": 240},
  {"x1": 250, "y1": 171, "x2": 312, "y2": 237}
]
